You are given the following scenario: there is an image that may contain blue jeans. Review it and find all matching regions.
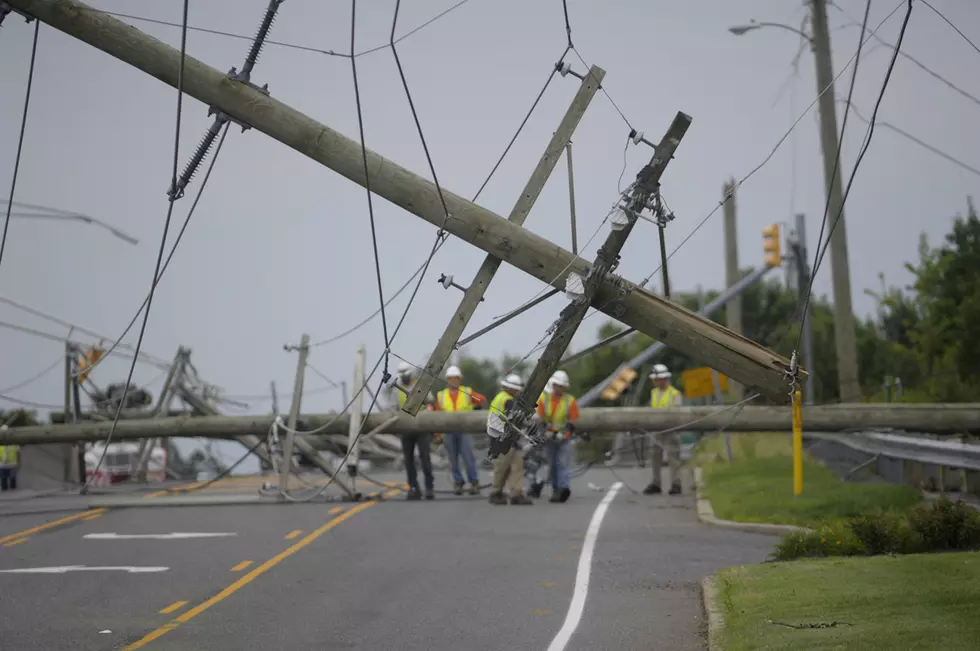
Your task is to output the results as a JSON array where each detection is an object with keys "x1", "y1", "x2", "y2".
[
  {"x1": 444, "y1": 433, "x2": 478, "y2": 484},
  {"x1": 0, "y1": 467, "x2": 17, "y2": 491},
  {"x1": 547, "y1": 440, "x2": 572, "y2": 490}
]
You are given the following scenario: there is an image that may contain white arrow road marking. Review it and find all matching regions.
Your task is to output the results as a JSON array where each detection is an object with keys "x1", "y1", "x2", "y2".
[
  {"x1": 0, "y1": 565, "x2": 168, "y2": 574},
  {"x1": 83, "y1": 532, "x2": 237, "y2": 540}
]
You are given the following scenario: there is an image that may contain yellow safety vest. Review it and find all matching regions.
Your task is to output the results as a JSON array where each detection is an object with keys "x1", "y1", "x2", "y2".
[
  {"x1": 541, "y1": 393, "x2": 574, "y2": 428},
  {"x1": 438, "y1": 387, "x2": 474, "y2": 412},
  {"x1": 397, "y1": 382, "x2": 412, "y2": 409},
  {"x1": 489, "y1": 391, "x2": 512, "y2": 418},
  {"x1": 0, "y1": 444, "x2": 19, "y2": 465},
  {"x1": 650, "y1": 385, "x2": 681, "y2": 408}
]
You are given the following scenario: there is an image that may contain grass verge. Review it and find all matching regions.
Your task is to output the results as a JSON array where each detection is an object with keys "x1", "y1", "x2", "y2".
[
  {"x1": 695, "y1": 433, "x2": 920, "y2": 528},
  {"x1": 717, "y1": 552, "x2": 980, "y2": 651}
]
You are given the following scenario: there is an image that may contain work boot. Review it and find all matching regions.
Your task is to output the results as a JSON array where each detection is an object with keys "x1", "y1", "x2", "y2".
[
  {"x1": 528, "y1": 481, "x2": 544, "y2": 498},
  {"x1": 643, "y1": 482, "x2": 662, "y2": 495},
  {"x1": 424, "y1": 488, "x2": 435, "y2": 500},
  {"x1": 406, "y1": 487, "x2": 422, "y2": 501},
  {"x1": 510, "y1": 494, "x2": 533, "y2": 505},
  {"x1": 549, "y1": 492, "x2": 562, "y2": 503},
  {"x1": 489, "y1": 492, "x2": 508, "y2": 505},
  {"x1": 559, "y1": 487, "x2": 571, "y2": 503},
  {"x1": 453, "y1": 481, "x2": 464, "y2": 496},
  {"x1": 469, "y1": 481, "x2": 481, "y2": 496},
  {"x1": 668, "y1": 484, "x2": 682, "y2": 496}
]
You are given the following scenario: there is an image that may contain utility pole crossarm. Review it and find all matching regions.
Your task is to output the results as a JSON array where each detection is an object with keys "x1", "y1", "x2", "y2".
[
  {"x1": 401, "y1": 64, "x2": 606, "y2": 415},
  {"x1": 13, "y1": 0, "x2": 801, "y2": 403},
  {"x1": 502, "y1": 112, "x2": 692, "y2": 445}
]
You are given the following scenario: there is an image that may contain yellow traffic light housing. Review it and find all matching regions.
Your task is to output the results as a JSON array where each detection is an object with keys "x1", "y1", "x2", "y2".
[
  {"x1": 601, "y1": 367, "x2": 638, "y2": 401},
  {"x1": 76, "y1": 346, "x2": 105, "y2": 384},
  {"x1": 762, "y1": 224, "x2": 781, "y2": 267}
]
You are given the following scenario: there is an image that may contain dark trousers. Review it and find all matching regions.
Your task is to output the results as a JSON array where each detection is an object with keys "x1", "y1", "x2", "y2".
[
  {"x1": 401, "y1": 433, "x2": 434, "y2": 491},
  {"x1": 0, "y1": 467, "x2": 17, "y2": 491}
]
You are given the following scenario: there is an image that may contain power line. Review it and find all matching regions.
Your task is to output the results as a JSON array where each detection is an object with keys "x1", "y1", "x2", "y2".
[
  {"x1": 0, "y1": 355, "x2": 63, "y2": 394},
  {"x1": 82, "y1": 0, "x2": 192, "y2": 495},
  {"x1": 919, "y1": 0, "x2": 980, "y2": 56},
  {"x1": 836, "y1": 97, "x2": 980, "y2": 178},
  {"x1": 637, "y1": 0, "x2": 907, "y2": 289},
  {"x1": 0, "y1": 20, "x2": 39, "y2": 277},
  {"x1": 795, "y1": 0, "x2": 914, "y2": 354},
  {"x1": 830, "y1": 1, "x2": 980, "y2": 110}
]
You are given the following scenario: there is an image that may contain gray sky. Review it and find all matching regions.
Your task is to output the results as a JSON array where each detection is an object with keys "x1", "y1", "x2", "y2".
[{"x1": 1, "y1": 0, "x2": 978, "y2": 442}]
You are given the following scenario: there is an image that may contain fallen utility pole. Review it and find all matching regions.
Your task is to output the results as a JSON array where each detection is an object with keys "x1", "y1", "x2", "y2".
[
  {"x1": 502, "y1": 112, "x2": 692, "y2": 449},
  {"x1": 579, "y1": 263, "x2": 777, "y2": 406},
  {"x1": 402, "y1": 64, "x2": 606, "y2": 414},
  {"x1": 6, "y1": 404, "x2": 980, "y2": 443},
  {"x1": 10, "y1": 0, "x2": 802, "y2": 403}
]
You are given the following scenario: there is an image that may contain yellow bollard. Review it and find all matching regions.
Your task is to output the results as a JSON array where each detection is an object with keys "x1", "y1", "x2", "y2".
[{"x1": 792, "y1": 389, "x2": 803, "y2": 496}]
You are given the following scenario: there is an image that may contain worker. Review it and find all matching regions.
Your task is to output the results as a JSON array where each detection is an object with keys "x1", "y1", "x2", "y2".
[
  {"x1": 0, "y1": 436, "x2": 19, "y2": 492},
  {"x1": 644, "y1": 363, "x2": 683, "y2": 495},
  {"x1": 434, "y1": 365, "x2": 486, "y2": 495},
  {"x1": 537, "y1": 369, "x2": 579, "y2": 503},
  {"x1": 392, "y1": 362, "x2": 436, "y2": 501},
  {"x1": 486, "y1": 374, "x2": 533, "y2": 505}
]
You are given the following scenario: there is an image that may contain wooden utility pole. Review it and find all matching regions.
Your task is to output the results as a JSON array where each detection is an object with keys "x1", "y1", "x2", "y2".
[
  {"x1": 7, "y1": 404, "x2": 980, "y2": 442},
  {"x1": 10, "y1": 0, "x2": 802, "y2": 402},
  {"x1": 722, "y1": 178, "x2": 743, "y2": 400},
  {"x1": 402, "y1": 64, "x2": 605, "y2": 414},
  {"x1": 809, "y1": 0, "x2": 860, "y2": 402},
  {"x1": 502, "y1": 112, "x2": 692, "y2": 447},
  {"x1": 567, "y1": 142, "x2": 578, "y2": 255},
  {"x1": 281, "y1": 334, "x2": 309, "y2": 492}
]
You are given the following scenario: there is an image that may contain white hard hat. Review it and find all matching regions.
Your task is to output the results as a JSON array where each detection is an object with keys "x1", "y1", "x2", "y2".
[
  {"x1": 550, "y1": 370, "x2": 570, "y2": 387},
  {"x1": 445, "y1": 365, "x2": 462, "y2": 378},
  {"x1": 396, "y1": 361, "x2": 413, "y2": 375},
  {"x1": 501, "y1": 373, "x2": 523, "y2": 391},
  {"x1": 649, "y1": 363, "x2": 671, "y2": 380}
]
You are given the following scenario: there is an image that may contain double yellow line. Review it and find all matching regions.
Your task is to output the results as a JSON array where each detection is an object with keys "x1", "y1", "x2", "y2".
[
  {"x1": 0, "y1": 508, "x2": 107, "y2": 547},
  {"x1": 122, "y1": 500, "x2": 377, "y2": 650}
]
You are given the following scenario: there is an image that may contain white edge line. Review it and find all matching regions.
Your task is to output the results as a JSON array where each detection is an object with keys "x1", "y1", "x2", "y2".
[{"x1": 546, "y1": 481, "x2": 623, "y2": 651}]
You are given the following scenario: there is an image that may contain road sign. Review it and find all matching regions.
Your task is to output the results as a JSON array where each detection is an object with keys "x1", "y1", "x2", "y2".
[{"x1": 680, "y1": 367, "x2": 729, "y2": 400}]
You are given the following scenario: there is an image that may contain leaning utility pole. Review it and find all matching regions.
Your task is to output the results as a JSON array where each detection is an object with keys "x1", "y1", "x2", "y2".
[
  {"x1": 499, "y1": 112, "x2": 692, "y2": 449},
  {"x1": 346, "y1": 344, "x2": 366, "y2": 488},
  {"x1": 402, "y1": 64, "x2": 605, "y2": 414},
  {"x1": 10, "y1": 0, "x2": 803, "y2": 403},
  {"x1": 809, "y1": 0, "x2": 860, "y2": 402},
  {"x1": 722, "y1": 178, "x2": 743, "y2": 400}
]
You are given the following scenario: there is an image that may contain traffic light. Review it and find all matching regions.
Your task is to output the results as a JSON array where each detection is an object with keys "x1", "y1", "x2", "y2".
[
  {"x1": 762, "y1": 224, "x2": 781, "y2": 267},
  {"x1": 601, "y1": 367, "x2": 638, "y2": 401},
  {"x1": 76, "y1": 346, "x2": 105, "y2": 384}
]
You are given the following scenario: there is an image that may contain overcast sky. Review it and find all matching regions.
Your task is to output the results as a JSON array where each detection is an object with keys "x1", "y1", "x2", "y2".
[{"x1": 1, "y1": 0, "x2": 978, "y2": 466}]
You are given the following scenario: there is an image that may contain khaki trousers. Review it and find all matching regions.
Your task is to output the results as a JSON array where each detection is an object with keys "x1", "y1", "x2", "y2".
[
  {"x1": 651, "y1": 431, "x2": 682, "y2": 488},
  {"x1": 491, "y1": 447, "x2": 525, "y2": 497}
]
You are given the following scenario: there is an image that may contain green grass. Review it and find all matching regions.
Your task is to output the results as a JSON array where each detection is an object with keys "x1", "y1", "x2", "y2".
[
  {"x1": 717, "y1": 552, "x2": 980, "y2": 651},
  {"x1": 695, "y1": 433, "x2": 920, "y2": 528}
]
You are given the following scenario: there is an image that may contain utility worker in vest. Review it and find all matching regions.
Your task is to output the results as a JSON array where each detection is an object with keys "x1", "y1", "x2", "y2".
[
  {"x1": 0, "y1": 436, "x2": 20, "y2": 492},
  {"x1": 644, "y1": 363, "x2": 683, "y2": 495},
  {"x1": 392, "y1": 362, "x2": 436, "y2": 501},
  {"x1": 435, "y1": 365, "x2": 486, "y2": 495},
  {"x1": 486, "y1": 374, "x2": 533, "y2": 505},
  {"x1": 537, "y1": 370, "x2": 579, "y2": 503}
]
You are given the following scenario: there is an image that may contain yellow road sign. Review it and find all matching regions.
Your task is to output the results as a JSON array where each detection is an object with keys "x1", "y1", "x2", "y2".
[{"x1": 680, "y1": 366, "x2": 728, "y2": 400}]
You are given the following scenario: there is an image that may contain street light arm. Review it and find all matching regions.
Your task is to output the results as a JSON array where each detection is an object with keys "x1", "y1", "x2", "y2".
[{"x1": 729, "y1": 20, "x2": 813, "y2": 44}]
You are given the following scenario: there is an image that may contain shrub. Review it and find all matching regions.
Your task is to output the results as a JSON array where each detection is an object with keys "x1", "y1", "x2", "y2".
[
  {"x1": 771, "y1": 523, "x2": 866, "y2": 561},
  {"x1": 849, "y1": 512, "x2": 923, "y2": 555},
  {"x1": 907, "y1": 496, "x2": 980, "y2": 551}
]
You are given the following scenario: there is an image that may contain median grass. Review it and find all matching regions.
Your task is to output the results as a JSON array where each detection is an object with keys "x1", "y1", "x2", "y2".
[
  {"x1": 716, "y1": 552, "x2": 980, "y2": 651},
  {"x1": 695, "y1": 433, "x2": 920, "y2": 528}
]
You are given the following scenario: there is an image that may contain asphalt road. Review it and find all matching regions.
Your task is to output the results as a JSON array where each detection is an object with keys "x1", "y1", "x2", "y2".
[{"x1": 0, "y1": 468, "x2": 775, "y2": 651}]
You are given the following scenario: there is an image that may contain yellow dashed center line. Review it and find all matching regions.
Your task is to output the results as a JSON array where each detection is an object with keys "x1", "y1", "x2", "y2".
[
  {"x1": 3, "y1": 538, "x2": 29, "y2": 548},
  {"x1": 158, "y1": 601, "x2": 188, "y2": 615},
  {"x1": 328, "y1": 507, "x2": 344, "y2": 515},
  {"x1": 231, "y1": 560, "x2": 253, "y2": 572},
  {"x1": 284, "y1": 530, "x2": 303, "y2": 540},
  {"x1": 122, "y1": 501, "x2": 376, "y2": 650},
  {"x1": 82, "y1": 512, "x2": 103, "y2": 521}
]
